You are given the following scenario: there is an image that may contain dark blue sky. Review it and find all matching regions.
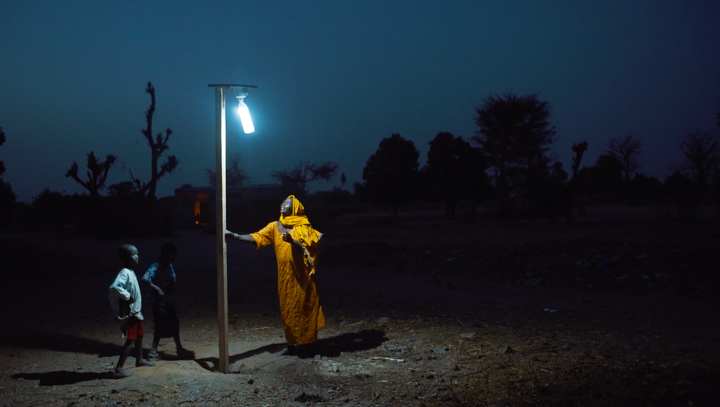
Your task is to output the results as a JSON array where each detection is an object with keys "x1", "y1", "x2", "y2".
[{"x1": 1, "y1": 1, "x2": 719, "y2": 202}]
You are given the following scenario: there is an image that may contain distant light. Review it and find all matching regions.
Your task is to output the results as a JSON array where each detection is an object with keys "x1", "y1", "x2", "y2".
[{"x1": 237, "y1": 98, "x2": 254, "y2": 134}]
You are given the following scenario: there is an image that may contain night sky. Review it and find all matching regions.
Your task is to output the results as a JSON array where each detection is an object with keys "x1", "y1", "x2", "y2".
[{"x1": 1, "y1": 1, "x2": 719, "y2": 202}]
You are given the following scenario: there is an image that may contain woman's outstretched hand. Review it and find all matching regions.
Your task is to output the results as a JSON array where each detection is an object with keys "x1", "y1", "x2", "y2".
[
  {"x1": 282, "y1": 232, "x2": 303, "y2": 247},
  {"x1": 226, "y1": 230, "x2": 254, "y2": 244}
]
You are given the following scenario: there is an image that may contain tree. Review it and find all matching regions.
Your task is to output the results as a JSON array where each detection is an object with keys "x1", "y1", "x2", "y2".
[
  {"x1": 591, "y1": 154, "x2": 624, "y2": 199},
  {"x1": 107, "y1": 181, "x2": 136, "y2": 198},
  {"x1": 564, "y1": 141, "x2": 588, "y2": 223},
  {"x1": 65, "y1": 152, "x2": 117, "y2": 198},
  {"x1": 571, "y1": 141, "x2": 588, "y2": 179},
  {"x1": 356, "y1": 134, "x2": 420, "y2": 218},
  {"x1": 130, "y1": 82, "x2": 179, "y2": 199},
  {"x1": 31, "y1": 189, "x2": 66, "y2": 231},
  {"x1": 423, "y1": 132, "x2": 488, "y2": 218},
  {"x1": 605, "y1": 135, "x2": 642, "y2": 185},
  {"x1": 519, "y1": 150, "x2": 567, "y2": 221},
  {"x1": 627, "y1": 173, "x2": 663, "y2": 204},
  {"x1": 271, "y1": 161, "x2": 338, "y2": 198},
  {"x1": 0, "y1": 127, "x2": 5, "y2": 178},
  {"x1": 577, "y1": 154, "x2": 624, "y2": 203},
  {"x1": 679, "y1": 131, "x2": 718, "y2": 195},
  {"x1": 472, "y1": 93, "x2": 556, "y2": 215},
  {"x1": 664, "y1": 171, "x2": 698, "y2": 219},
  {"x1": 205, "y1": 153, "x2": 249, "y2": 187},
  {"x1": 0, "y1": 127, "x2": 17, "y2": 229}
]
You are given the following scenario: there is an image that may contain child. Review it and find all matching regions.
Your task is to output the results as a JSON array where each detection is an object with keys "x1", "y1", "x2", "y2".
[
  {"x1": 141, "y1": 242, "x2": 192, "y2": 359},
  {"x1": 109, "y1": 244, "x2": 155, "y2": 378}
]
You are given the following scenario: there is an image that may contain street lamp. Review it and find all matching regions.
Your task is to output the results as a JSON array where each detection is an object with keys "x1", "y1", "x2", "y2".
[{"x1": 208, "y1": 84, "x2": 257, "y2": 373}]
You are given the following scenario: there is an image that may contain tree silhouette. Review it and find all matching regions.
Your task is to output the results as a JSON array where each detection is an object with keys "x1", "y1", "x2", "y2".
[
  {"x1": 586, "y1": 154, "x2": 624, "y2": 201},
  {"x1": 680, "y1": 131, "x2": 718, "y2": 195},
  {"x1": 130, "y1": 82, "x2": 178, "y2": 200},
  {"x1": 472, "y1": 93, "x2": 556, "y2": 215},
  {"x1": 107, "y1": 181, "x2": 136, "y2": 198},
  {"x1": 0, "y1": 127, "x2": 17, "y2": 229},
  {"x1": 356, "y1": 133, "x2": 419, "y2": 219},
  {"x1": 627, "y1": 173, "x2": 663, "y2": 204},
  {"x1": 271, "y1": 161, "x2": 338, "y2": 198},
  {"x1": 565, "y1": 141, "x2": 588, "y2": 223},
  {"x1": 526, "y1": 158, "x2": 567, "y2": 221},
  {"x1": 571, "y1": 141, "x2": 588, "y2": 179},
  {"x1": 0, "y1": 127, "x2": 5, "y2": 178},
  {"x1": 664, "y1": 171, "x2": 698, "y2": 219},
  {"x1": 605, "y1": 135, "x2": 642, "y2": 185},
  {"x1": 205, "y1": 153, "x2": 249, "y2": 187},
  {"x1": 424, "y1": 132, "x2": 488, "y2": 218},
  {"x1": 65, "y1": 152, "x2": 117, "y2": 198}
]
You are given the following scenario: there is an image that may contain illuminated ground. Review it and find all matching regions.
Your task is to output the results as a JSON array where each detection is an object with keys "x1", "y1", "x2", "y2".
[{"x1": 1, "y1": 207, "x2": 719, "y2": 406}]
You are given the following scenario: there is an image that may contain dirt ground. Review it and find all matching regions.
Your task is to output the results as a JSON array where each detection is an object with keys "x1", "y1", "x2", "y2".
[{"x1": 1, "y1": 206, "x2": 719, "y2": 406}]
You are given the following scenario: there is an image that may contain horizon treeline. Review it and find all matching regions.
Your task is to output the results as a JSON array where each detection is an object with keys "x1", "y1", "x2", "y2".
[{"x1": 1, "y1": 91, "x2": 719, "y2": 236}]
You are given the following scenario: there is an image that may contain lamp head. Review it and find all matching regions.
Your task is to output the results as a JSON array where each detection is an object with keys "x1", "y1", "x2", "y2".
[{"x1": 233, "y1": 87, "x2": 254, "y2": 134}]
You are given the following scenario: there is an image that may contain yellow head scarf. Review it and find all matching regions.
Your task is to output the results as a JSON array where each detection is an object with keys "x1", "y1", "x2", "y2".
[
  {"x1": 279, "y1": 195, "x2": 322, "y2": 269},
  {"x1": 280, "y1": 195, "x2": 310, "y2": 227}
]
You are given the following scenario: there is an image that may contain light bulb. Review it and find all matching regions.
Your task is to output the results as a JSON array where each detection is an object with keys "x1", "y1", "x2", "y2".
[{"x1": 237, "y1": 98, "x2": 254, "y2": 134}]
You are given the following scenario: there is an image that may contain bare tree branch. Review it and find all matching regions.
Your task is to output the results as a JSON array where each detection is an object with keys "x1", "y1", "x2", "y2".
[
  {"x1": 133, "y1": 82, "x2": 178, "y2": 199},
  {"x1": 605, "y1": 135, "x2": 642, "y2": 185},
  {"x1": 680, "y1": 131, "x2": 718, "y2": 195},
  {"x1": 65, "y1": 152, "x2": 117, "y2": 197},
  {"x1": 571, "y1": 141, "x2": 588, "y2": 178},
  {"x1": 271, "y1": 161, "x2": 338, "y2": 198}
]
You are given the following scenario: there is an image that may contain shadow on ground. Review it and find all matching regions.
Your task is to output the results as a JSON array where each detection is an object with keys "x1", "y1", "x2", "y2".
[
  {"x1": 153, "y1": 349, "x2": 196, "y2": 361},
  {"x1": 0, "y1": 327, "x2": 121, "y2": 357},
  {"x1": 194, "y1": 329, "x2": 388, "y2": 372},
  {"x1": 12, "y1": 371, "x2": 116, "y2": 386},
  {"x1": 195, "y1": 342, "x2": 286, "y2": 372},
  {"x1": 299, "y1": 329, "x2": 388, "y2": 359}
]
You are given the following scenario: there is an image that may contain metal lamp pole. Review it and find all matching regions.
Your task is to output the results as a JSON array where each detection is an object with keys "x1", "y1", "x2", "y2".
[{"x1": 208, "y1": 84, "x2": 257, "y2": 373}]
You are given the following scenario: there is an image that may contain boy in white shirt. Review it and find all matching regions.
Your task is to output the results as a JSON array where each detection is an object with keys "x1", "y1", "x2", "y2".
[{"x1": 109, "y1": 244, "x2": 155, "y2": 378}]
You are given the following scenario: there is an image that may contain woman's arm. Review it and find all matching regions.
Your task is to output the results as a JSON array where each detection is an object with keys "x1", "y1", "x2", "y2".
[
  {"x1": 225, "y1": 230, "x2": 256, "y2": 244},
  {"x1": 281, "y1": 232, "x2": 304, "y2": 248}
]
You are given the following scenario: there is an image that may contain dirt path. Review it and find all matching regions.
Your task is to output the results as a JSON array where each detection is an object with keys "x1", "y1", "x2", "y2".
[{"x1": 1, "y1": 213, "x2": 719, "y2": 406}]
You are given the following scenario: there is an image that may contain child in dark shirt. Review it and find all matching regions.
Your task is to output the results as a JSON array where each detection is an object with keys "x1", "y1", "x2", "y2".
[{"x1": 141, "y1": 242, "x2": 193, "y2": 359}]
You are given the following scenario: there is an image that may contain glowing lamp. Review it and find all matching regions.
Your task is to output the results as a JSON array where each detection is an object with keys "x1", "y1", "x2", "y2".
[{"x1": 236, "y1": 97, "x2": 254, "y2": 133}]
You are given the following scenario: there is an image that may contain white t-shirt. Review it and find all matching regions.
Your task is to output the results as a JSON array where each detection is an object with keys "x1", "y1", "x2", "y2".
[{"x1": 109, "y1": 268, "x2": 144, "y2": 321}]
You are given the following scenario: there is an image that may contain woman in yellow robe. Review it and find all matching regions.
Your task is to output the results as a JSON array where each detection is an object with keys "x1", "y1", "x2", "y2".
[{"x1": 226, "y1": 195, "x2": 325, "y2": 354}]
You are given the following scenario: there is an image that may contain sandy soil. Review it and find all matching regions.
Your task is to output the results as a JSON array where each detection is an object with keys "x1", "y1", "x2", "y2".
[{"x1": 1, "y1": 208, "x2": 719, "y2": 406}]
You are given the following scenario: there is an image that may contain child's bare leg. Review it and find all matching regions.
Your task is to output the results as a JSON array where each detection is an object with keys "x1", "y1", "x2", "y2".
[
  {"x1": 134, "y1": 336, "x2": 143, "y2": 361},
  {"x1": 174, "y1": 335, "x2": 194, "y2": 358},
  {"x1": 135, "y1": 336, "x2": 155, "y2": 367},
  {"x1": 173, "y1": 334, "x2": 183, "y2": 351},
  {"x1": 149, "y1": 336, "x2": 160, "y2": 357},
  {"x1": 115, "y1": 339, "x2": 134, "y2": 377}
]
